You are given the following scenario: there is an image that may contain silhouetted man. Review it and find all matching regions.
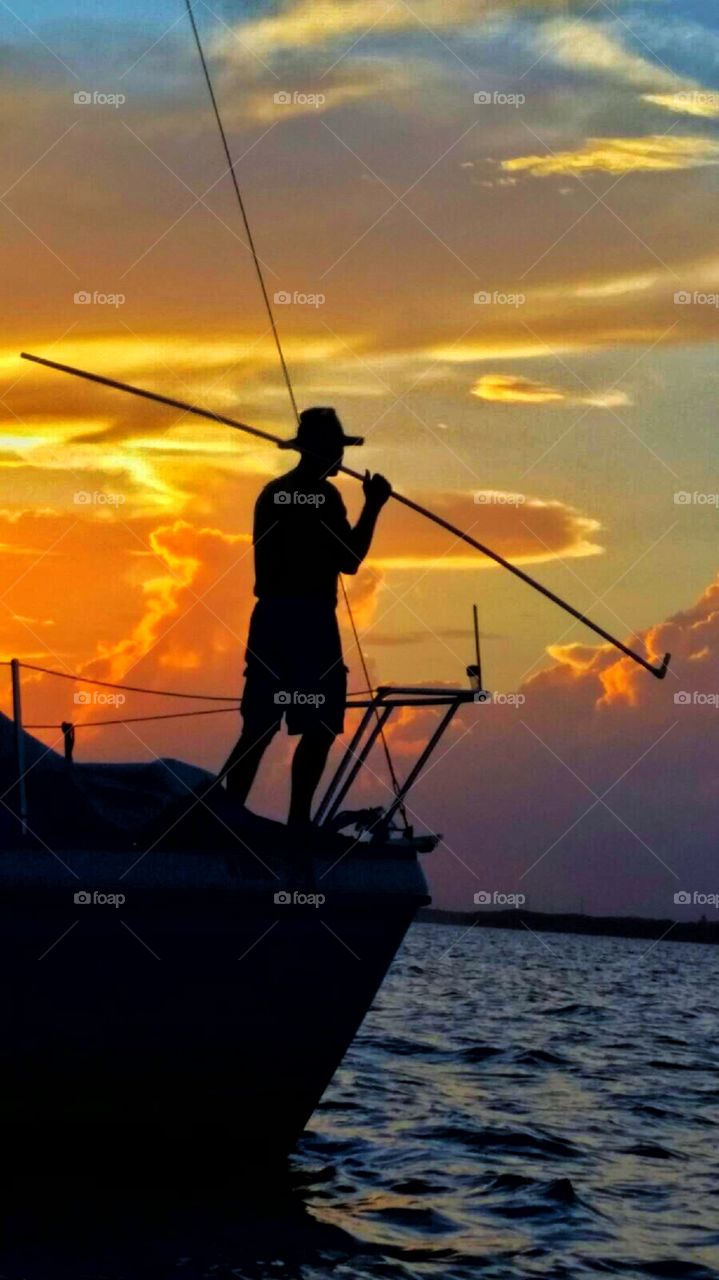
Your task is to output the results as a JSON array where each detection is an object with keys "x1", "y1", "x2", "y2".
[{"x1": 222, "y1": 407, "x2": 391, "y2": 829}]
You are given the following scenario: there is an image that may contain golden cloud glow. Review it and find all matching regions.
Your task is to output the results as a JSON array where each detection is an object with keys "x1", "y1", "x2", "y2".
[
  {"x1": 642, "y1": 92, "x2": 719, "y2": 119},
  {"x1": 502, "y1": 135, "x2": 719, "y2": 177},
  {"x1": 430, "y1": 337, "x2": 591, "y2": 362},
  {"x1": 228, "y1": 0, "x2": 408, "y2": 57},
  {"x1": 472, "y1": 374, "x2": 565, "y2": 404},
  {"x1": 229, "y1": 0, "x2": 572, "y2": 58},
  {"x1": 0, "y1": 419, "x2": 112, "y2": 452},
  {"x1": 371, "y1": 547, "x2": 602, "y2": 569},
  {"x1": 470, "y1": 373, "x2": 631, "y2": 409},
  {"x1": 564, "y1": 271, "x2": 660, "y2": 299},
  {"x1": 5, "y1": 334, "x2": 348, "y2": 384},
  {"x1": 547, "y1": 641, "x2": 613, "y2": 671}
]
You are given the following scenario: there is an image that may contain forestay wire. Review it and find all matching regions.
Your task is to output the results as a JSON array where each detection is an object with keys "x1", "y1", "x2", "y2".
[
  {"x1": 183, "y1": 0, "x2": 299, "y2": 423},
  {"x1": 183, "y1": 2, "x2": 408, "y2": 820}
]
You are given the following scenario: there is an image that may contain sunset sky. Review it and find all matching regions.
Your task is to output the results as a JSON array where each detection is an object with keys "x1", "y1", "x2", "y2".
[{"x1": 2, "y1": 0, "x2": 718, "y2": 915}]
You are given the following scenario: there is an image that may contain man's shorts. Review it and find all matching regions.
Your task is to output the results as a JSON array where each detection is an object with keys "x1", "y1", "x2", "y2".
[{"x1": 241, "y1": 597, "x2": 347, "y2": 736}]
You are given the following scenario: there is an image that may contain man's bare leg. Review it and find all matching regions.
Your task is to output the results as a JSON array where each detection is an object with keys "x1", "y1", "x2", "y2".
[
  {"x1": 221, "y1": 720, "x2": 280, "y2": 806},
  {"x1": 288, "y1": 725, "x2": 336, "y2": 829}
]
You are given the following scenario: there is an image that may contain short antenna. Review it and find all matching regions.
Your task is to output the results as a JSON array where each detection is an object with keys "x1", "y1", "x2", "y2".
[
  {"x1": 467, "y1": 604, "x2": 485, "y2": 696},
  {"x1": 473, "y1": 604, "x2": 482, "y2": 691}
]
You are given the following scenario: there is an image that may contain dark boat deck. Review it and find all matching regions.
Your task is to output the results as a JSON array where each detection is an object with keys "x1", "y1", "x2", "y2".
[{"x1": 0, "y1": 709, "x2": 434, "y2": 1177}]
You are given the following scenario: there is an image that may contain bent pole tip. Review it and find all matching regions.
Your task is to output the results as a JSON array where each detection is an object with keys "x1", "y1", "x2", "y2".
[
  {"x1": 654, "y1": 652, "x2": 671, "y2": 680},
  {"x1": 20, "y1": 350, "x2": 671, "y2": 681}
]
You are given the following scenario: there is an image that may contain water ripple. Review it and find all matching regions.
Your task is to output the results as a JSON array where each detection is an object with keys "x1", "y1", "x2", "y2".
[{"x1": 0, "y1": 924, "x2": 717, "y2": 1280}]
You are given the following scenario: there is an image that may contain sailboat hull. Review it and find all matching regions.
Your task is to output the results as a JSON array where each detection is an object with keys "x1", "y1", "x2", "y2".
[{"x1": 0, "y1": 844, "x2": 428, "y2": 1176}]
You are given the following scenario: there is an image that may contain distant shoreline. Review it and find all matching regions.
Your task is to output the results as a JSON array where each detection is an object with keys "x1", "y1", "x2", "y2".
[{"x1": 418, "y1": 907, "x2": 719, "y2": 945}]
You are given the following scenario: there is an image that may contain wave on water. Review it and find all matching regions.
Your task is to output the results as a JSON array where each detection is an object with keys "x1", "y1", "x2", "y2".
[{"x1": 1, "y1": 924, "x2": 717, "y2": 1280}]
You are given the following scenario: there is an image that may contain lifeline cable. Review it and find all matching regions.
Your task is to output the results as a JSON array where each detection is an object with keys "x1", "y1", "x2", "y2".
[
  {"x1": 15, "y1": 660, "x2": 239, "y2": 700},
  {"x1": 26, "y1": 706, "x2": 241, "y2": 730}
]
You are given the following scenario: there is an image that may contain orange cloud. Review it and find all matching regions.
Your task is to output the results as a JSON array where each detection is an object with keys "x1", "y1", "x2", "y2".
[
  {"x1": 365, "y1": 488, "x2": 603, "y2": 569},
  {"x1": 87, "y1": 521, "x2": 205, "y2": 683}
]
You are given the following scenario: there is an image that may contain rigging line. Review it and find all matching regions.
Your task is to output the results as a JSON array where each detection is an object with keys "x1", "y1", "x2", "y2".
[
  {"x1": 183, "y1": 0, "x2": 299, "y2": 424},
  {"x1": 26, "y1": 706, "x2": 241, "y2": 730},
  {"x1": 183, "y1": 0, "x2": 408, "y2": 800},
  {"x1": 340, "y1": 577, "x2": 410, "y2": 831},
  {"x1": 15, "y1": 661, "x2": 239, "y2": 700}
]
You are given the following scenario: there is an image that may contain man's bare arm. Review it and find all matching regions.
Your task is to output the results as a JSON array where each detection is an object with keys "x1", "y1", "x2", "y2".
[{"x1": 336, "y1": 471, "x2": 392, "y2": 574}]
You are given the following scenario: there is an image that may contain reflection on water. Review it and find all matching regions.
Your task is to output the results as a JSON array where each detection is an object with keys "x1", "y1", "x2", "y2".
[{"x1": 2, "y1": 924, "x2": 718, "y2": 1279}]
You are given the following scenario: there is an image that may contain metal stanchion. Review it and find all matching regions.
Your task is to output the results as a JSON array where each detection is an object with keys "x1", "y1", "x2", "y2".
[{"x1": 10, "y1": 659, "x2": 28, "y2": 838}]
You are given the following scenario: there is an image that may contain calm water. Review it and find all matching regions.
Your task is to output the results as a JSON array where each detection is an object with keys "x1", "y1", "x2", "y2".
[{"x1": 2, "y1": 924, "x2": 718, "y2": 1279}]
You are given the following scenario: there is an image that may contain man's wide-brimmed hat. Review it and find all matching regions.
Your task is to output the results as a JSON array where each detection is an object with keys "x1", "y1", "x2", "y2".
[{"x1": 278, "y1": 406, "x2": 363, "y2": 451}]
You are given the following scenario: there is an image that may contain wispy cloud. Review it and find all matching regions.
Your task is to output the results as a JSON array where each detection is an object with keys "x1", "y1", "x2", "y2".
[
  {"x1": 642, "y1": 91, "x2": 719, "y2": 120},
  {"x1": 472, "y1": 372, "x2": 631, "y2": 408},
  {"x1": 472, "y1": 373, "x2": 565, "y2": 404},
  {"x1": 502, "y1": 135, "x2": 719, "y2": 177},
  {"x1": 227, "y1": 0, "x2": 579, "y2": 60},
  {"x1": 534, "y1": 17, "x2": 680, "y2": 92}
]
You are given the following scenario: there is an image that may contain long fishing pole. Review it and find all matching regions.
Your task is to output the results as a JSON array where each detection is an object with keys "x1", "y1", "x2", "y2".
[{"x1": 19, "y1": 351, "x2": 671, "y2": 680}]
